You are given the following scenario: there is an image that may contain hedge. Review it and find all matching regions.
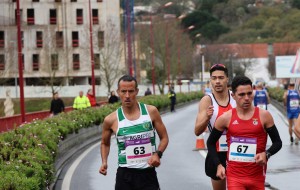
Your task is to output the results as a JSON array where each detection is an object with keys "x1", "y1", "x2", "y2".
[{"x1": 0, "y1": 92, "x2": 202, "y2": 190}]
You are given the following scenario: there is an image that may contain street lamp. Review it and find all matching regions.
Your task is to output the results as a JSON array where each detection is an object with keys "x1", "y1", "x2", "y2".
[
  {"x1": 88, "y1": 0, "x2": 95, "y2": 96},
  {"x1": 16, "y1": 0, "x2": 25, "y2": 122}
]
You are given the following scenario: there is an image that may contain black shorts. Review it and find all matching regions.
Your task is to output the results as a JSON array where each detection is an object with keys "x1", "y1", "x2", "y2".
[
  {"x1": 205, "y1": 151, "x2": 227, "y2": 180},
  {"x1": 115, "y1": 167, "x2": 160, "y2": 190}
]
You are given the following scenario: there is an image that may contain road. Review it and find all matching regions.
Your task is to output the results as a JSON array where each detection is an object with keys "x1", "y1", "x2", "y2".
[{"x1": 55, "y1": 103, "x2": 300, "y2": 190}]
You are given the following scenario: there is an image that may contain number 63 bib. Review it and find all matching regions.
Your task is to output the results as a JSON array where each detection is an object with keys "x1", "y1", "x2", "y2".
[
  {"x1": 229, "y1": 136, "x2": 257, "y2": 162},
  {"x1": 125, "y1": 138, "x2": 152, "y2": 164}
]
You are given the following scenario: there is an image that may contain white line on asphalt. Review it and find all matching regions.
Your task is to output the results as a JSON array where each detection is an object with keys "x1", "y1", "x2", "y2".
[{"x1": 61, "y1": 143, "x2": 99, "y2": 190}]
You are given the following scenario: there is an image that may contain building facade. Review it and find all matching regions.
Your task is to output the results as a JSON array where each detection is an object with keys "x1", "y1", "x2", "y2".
[{"x1": 0, "y1": 0, "x2": 121, "y2": 86}]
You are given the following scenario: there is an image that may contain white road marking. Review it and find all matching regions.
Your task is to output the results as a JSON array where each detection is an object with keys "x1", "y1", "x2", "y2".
[{"x1": 61, "y1": 143, "x2": 99, "y2": 190}]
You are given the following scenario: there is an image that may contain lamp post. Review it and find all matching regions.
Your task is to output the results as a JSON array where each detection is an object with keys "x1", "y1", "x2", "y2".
[
  {"x1": 16, "y1": 0, "x2": 25, "y2": 122},
  {"x1": 88, "y1": 0, "x2": 95, "y2": 96},
  {"x1": 150, "y1": 15, "x2": 156, "y2": 95}
]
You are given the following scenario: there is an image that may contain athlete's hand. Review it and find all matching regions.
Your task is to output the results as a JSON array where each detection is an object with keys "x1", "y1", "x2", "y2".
[
  {"x1": 216, "y1": 164, "x2": 226, "y2": 180},
  {"x1": 206, "y1": 105, "x2": 214, "y2": 118},
  {"x1": 255, "y1": 152, "x2": 267, "y2": 166},
  {"x1": 148, "y1": 154, "x2": 161, "y2": 167},
  {"x1": 99, "y1": 163, "x2": 108, "y2": 176}
]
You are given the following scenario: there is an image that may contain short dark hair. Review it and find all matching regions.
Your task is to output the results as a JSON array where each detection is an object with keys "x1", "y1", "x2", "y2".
[
  {"x1": 118, "y1": 75, "x2": 138, "y2": 88},
  {"x1": 231, "y1": 75, "x2": 252, "y2": 93},
  {"x1": 209, "y1": 64, "x2": 228, "y2": 77}
]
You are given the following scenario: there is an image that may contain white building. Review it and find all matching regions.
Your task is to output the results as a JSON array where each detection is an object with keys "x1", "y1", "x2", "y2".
[{"x1": 0, "y1": 0, "x2": 122, "y2": 88}]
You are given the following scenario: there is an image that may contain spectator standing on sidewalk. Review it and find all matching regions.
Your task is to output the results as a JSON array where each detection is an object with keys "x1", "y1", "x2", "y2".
[
  {"x1": 87, "y1": 89, "x2": 98, "y2": 107},
  {"x1": 108, "y1": 91, "x2": 119, "y2": 104},
  {"x1": 283, "y1": 83, "x2": 300, "y2": 144},
  {"x1": 168, "y1": 87, "x2": 176, "y2": 112},
  {"x1": 73, "y1": 90, "x2": 91, "y2": 110},
  {"x1": 99, "y1": 75, "x2": 169, "y2": 190},
  {"x1": 50, "y1": 92, "x2": 65, "y2": 116},
  {"x1": 145, "y1": 87, "x2": 152, "y2": 96},
  {"x1": 207, "y1": 75, "x2": 282, "y2": 190}
]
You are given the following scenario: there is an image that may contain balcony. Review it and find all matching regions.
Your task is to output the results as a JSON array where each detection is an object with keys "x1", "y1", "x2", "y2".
[
  {"x1": 36, "y1": 40, "x2": 43, "y2": 48},
  {"x1": 73, "y1": 62, "x2": 80, "y2": 70},
  {"x1": 76, "y1": 17, "x2": 83, "y2": 25},
  {"x1": 50, "y1": 17, "x2": 56, "y2": 25},
  {"x1": 27, "y1": 17, "x2": 35, "y2": 25}
]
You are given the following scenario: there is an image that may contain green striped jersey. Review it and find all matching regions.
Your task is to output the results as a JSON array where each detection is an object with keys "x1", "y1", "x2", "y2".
[{"x1": 116, "y1": 103, "x2": 156, "y2": 168}]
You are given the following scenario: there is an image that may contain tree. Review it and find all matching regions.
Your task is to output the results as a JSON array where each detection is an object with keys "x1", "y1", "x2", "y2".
[{"x1": 95, "y1": 19, "x2": 124, "y2": 94}]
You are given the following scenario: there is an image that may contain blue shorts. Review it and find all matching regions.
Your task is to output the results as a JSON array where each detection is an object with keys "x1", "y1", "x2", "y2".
[{"x1": 287, "y1": 112, "x2": 299, "y2": 119}]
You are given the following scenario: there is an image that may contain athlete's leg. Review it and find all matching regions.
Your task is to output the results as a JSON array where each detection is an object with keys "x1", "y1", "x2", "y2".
[
  {"x1": 211, "y1": 178, "x2": 226, "y2": 190},
  {"x1": 288, "y1": 118, "x2": 294, "y2": 143}
]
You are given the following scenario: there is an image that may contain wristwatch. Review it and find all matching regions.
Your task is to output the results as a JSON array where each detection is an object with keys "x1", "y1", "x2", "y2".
[
  {"x1": 265, "y1": 151, "x2": 271, "y2": 160},
  {"x1": 155, "y1": 150, "x2": 163, "y2": 159}
]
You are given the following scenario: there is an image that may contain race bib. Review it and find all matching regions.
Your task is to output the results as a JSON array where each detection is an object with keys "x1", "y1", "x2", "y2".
[
  {"x1": 125, "y1": 138, "x2": 152, "y2": 164},
  {"x1": 290, "y1": 99, "x2": 299, "y2": 108},
  {"x1": 218, "y1": 134, "x2": 228, "y2": 152},
  {"x1": 229, "y1": 137, "x2": 257, "y2": 162}
]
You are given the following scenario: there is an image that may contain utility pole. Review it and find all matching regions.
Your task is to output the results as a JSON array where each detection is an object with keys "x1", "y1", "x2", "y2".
[
  {"x1": 16, "y1": 0, "x2": 25, "y2": 122},
  {"x1": 88, "y1": 0, "x2": 95, "y2": 96}
]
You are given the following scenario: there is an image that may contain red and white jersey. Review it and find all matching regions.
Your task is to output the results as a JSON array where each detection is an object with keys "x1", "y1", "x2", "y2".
[
  {"x1": 226, "y1": 107, "x2": 267, "y2": 181},
  {"x1": 207, "y1": 90, "x2": 236, "y2": 151}
]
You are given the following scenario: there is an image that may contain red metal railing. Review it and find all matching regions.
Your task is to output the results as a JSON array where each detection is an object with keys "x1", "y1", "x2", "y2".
[{"x1": 0, "y1": 101, "x2": 107, "y2": 133}]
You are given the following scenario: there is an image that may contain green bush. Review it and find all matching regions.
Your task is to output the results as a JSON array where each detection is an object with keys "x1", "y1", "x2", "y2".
[
  {"x1": 268, "y1": 87, "x2": 284, "y2": 102},
  {"x1": 0, "y1": 92, "x2": 202, "y2": 189}
]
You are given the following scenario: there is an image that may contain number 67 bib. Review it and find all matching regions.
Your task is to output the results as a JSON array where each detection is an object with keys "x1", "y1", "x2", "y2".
[
  {"x1": 125, "y1": 138, "x2": 152, "y2": 164},
  {"x1": 229, "y1": 137, "x2": 257, "y2": 162}
]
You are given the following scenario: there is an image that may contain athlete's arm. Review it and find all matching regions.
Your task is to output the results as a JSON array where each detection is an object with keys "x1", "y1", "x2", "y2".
[
  {"x1": 255, "y1": 110, "x2": 282, "y2": 165},
  {"x1": 206, "y1": 112, "x2": 229, "y2": 179},
  {"x1": 99, "y1": 113, "x2": 114, "y2": 176},
  {"x1": 195, "y1": 96, "x2": 213, "y2": 136},
  {"x1": 283, "y1": 91, "x2": 287, "y2": 106},
  {"x1": 148, "y1": 105, "x2": 169, "y2": 167}
]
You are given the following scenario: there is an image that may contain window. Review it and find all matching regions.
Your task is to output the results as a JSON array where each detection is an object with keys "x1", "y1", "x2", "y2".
[
  {"x1": 98, "y1": 31, "x2": 104, "y2": 48},
  {"x1": 12, "y1": 0, "x2": 16, "y2": 2},
  {"x1": 55, "y1": 0, "x2": 62, "y2": 2},
  {"x1": 76, "y1": 9, "x2": 83, "y2": 25},
  {"x1": 36, "y1": 31, "x2": 43, "y2": 48},
  {"x1": 56, "y1": 31, "x2": 63, "y2": 47},
  {"x1": 32, "y1": 54, "x2": 39, "y2": 71},
  {"x1": 0, "y1": 54, "x2": 5, "y2": 70},
  {"x1": 50, "y1": 9, "x2": 57, "y2": 25},
  {"x1": 73, "y1": 54, "x2": 80, "y2": 70},
  {"x1": 15, "y1": 9, "x2": 23, "y2": 25},
  {"x1": 51, "y1": 54, "x2": 59, "y2": 70},
  {"x1": 72, "y1": 31, "x2": 79, "y2": 47},
  {"x1": 27, "y1": 9, "x2": 35, "y2": 25},
  {"x1": 0, "y1": 31, "x2": 4, "y2": 48},
  {"x1": 92, "y1": 9, "x2": 99, "y2": 25},
  {"x1": 94, "y1": 53, "x2": 100, "y2": 69},
  {"x1": 71, "y1": 0, "x2": 77, "y2": 2},
  {"x1": 32, "y1": 0, "x2": 39, "y2": 2},
  {"x1": 97, "y1": 0, "x2": 103, "y2": 2}
]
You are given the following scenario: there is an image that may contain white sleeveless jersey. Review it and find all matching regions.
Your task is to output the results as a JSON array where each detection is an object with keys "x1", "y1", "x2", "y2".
[
  {"x1": 116, "y1": 103, "x2": 156, "y2": 168},
  {"x1": 207, "y1": 90, "x2": 236, "y2": 131},
  {"x1": 207, "y1": 91, "x2": 236, "y2": 152}
]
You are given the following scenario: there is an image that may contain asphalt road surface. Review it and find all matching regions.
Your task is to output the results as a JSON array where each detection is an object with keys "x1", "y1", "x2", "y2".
[{"x1": 55, "y1": 103, "x2": 300, "y2": 190}]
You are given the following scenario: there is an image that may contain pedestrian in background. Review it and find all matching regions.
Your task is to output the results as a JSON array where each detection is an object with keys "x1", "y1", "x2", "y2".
[
  {"x1": 168, "y1": 87, "x2": 176, "y2": 112},
  {"x1": 99, "y1": 75, "x2": 169, "y2": 190},
  {"x1": 207, "y1": 75, "x2": 282, "y2": 190},
  {"x1": 108, "y1": 91, "x2": 119, "y2": 104},
  {"x1": 73, "y1": 90, "x2": 91, "y2": 110},
  {"x1": 145, "y1": 87, "x2": 152, "y2": 96},
  {"x1": 50, "y1": 92, "x2": 65, "y2": 116},
  {"x1": 283, "y1": 83, "x2": 300, "y2": 144},
  {"x1": 87, "y1": 89, "x2": 98, "y2": 107}
]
